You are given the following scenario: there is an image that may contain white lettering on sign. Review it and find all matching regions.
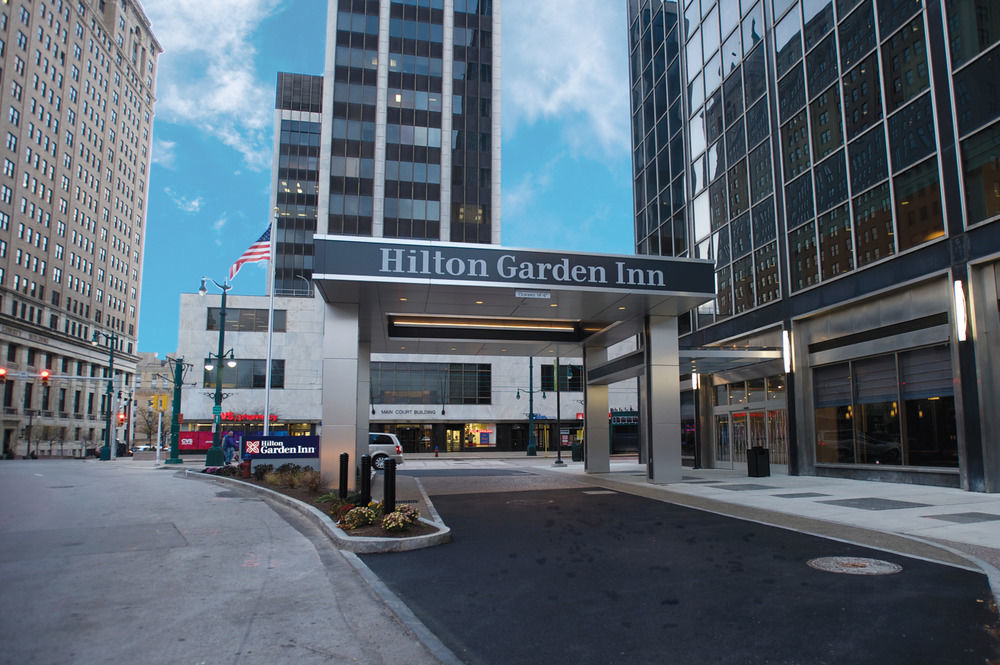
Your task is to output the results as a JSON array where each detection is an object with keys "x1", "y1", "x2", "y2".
[
  {"x1": 497, "y1": 255, "x2": 607, "y2": 284},
  {"x1": 380, "y1": 248, "x2": 488, "y2": 278},
  {"x1": 245, "y1": 439, "x2": 317, "y2": 456}
]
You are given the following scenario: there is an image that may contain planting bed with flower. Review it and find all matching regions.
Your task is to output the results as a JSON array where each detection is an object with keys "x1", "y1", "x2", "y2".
[{"x1": 203, "y1": 463, "x2": 436, "y2": 538}]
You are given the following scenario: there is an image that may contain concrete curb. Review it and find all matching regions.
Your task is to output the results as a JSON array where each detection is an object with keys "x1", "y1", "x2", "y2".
[{"x1": 184, "y1": 470, "x2": 451, "y2": 553}]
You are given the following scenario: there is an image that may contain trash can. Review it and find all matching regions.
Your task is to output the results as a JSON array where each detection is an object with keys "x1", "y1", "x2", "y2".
[
  {"x1": 747, "y1": 446, "x2": 770, "y2": 477},
  {"x1": 571, "y1": 443, "x2": 583, "y2": 462}
]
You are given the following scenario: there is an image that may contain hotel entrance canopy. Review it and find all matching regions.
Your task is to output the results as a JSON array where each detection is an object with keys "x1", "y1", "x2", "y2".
[
  {"x1": 311, "y1": 235, "x2": 716, "y2": 488},
  {"x1": 313, "y1": 236, "x2": 716, "y2": 357}
]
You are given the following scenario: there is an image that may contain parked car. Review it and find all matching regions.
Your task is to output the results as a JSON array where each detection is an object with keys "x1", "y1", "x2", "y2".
[{"x1": 368, "y1": 432, "x2": 404, "y2": 470}]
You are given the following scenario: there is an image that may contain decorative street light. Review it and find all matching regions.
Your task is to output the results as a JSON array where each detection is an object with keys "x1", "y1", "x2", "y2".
[
  {"x1": 156, "y1": 356, "x2": 193, "y2": 465},
  {"x1": 199, "y1": 277, "x2": 236, "y2": 466},
  {"x1": 516, "y1": 356, "x2": 545, "y2": 456},
  {"x1": 91, "y1": 329, "x2": 119, "y2": 461}
]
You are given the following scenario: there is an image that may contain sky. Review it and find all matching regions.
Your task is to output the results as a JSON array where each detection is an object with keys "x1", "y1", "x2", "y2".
[{"x1": 137, "y1": 0, "x2": 635, "y2": 357}]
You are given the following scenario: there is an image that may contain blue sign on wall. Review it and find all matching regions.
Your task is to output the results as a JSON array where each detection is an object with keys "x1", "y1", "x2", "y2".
[{"x1": 243, "y1": 435, "x2": 319, "y2": 459}]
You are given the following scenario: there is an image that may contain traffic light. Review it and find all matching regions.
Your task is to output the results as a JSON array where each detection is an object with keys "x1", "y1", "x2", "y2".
[
  {"x1": 39, "y1": 369, "x2": 50, "y2": 385},
  {"x1": 117, "y1": 412, "x2": 126, "y2": 425},
  {"x1": 0, "y1": 368, "x2": 6, "y2": 384}
]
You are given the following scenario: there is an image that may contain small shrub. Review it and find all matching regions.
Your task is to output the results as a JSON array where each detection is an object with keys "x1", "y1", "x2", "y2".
[
  {"x1": 283, "y1": 470, "x2": 299, "y2": 489},
  {"x1": 316, "y1": 490, "x2": 340, "y2": 504},
  {"x1": 218, "y1": 465, "x2": 238, "y2": 477},
  {"x1": 341, "y1": 506, "x2": 377, "y2": 530},
  {"x1": 300, "y1": 468, "x2": 322, "y2": 492},
  {"x1": 263, "y1": 471, "x2": 282, "y2": 486},
  {"x1": 381, "y1": 511, "x2": 411, "y2": 533},
  {"x1": 252, "y1": 464, "x2": 273, "y2": 481},
  {"x1": 275, "y1": 463, "x2": 302, "y2": 475}
]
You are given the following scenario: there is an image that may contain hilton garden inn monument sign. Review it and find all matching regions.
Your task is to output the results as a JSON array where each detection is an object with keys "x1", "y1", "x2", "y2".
[{"x1": 311, "y1": 235, "x2": 716, "y2": 489}]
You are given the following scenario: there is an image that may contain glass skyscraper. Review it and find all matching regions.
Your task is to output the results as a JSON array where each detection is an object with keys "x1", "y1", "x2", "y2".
[
  {"x1": 628, "y1": 0, "x2": 1000, "y2": 491},
  {"x1": 272, "y1": 0, "x2": 501, "y2": 297}
]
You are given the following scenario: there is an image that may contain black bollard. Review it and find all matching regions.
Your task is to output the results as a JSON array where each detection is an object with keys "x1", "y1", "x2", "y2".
[
  {"x1": 338, "y1": 452, "x2": 349, "y2": 499},
  {"x1": 383, "y1": 458, "x2": 396, "y2": 513},
  {"x1": 360, "y1": 454, "x2": 371, "y2": 505}
]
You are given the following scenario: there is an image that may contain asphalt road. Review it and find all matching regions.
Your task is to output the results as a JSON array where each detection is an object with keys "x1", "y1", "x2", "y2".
[
  {"x1": 363, "y1": 469, "x2": 1000, "y2": 665},
  {"x1": 0, "y1": 460, "x2": 441, "y2": 665}
]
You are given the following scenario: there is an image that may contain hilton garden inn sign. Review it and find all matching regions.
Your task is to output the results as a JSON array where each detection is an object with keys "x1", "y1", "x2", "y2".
[{"x1": 315, "y1": 237, "x2": 715, "y2": 294}]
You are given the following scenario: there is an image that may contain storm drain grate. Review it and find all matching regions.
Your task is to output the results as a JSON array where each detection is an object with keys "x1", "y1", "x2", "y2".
[{"x1": 807, "y1": 556, "x2": 902, "y2": 575}]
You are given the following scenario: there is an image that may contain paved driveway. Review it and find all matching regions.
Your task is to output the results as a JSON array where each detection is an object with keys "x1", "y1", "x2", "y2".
[{"x1": 363, "y1": 469, "x2": 999, "y2": 665}]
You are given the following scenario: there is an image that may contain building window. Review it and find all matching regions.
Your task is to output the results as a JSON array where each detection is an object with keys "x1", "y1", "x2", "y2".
[
  {"x1": 202, "y1": 359, "x2": 284, "y2": 389},
  {"x1": 371, "y1": 362, "x2": 492, "y2": 405},
  {"x1": 813, "y1": 345, "x2": 957, "y2": 468},
  {"x1": 206, "y1": 307, "x2": 286, "y2": 332},
  {"x1": 540, "y1": 364, "x2": 583, "y2": 392}
]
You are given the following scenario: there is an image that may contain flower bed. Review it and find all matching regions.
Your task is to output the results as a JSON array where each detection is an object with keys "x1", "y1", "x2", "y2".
[{"x1": 204, "y1": 464, "x2": 436, "y2": 538}]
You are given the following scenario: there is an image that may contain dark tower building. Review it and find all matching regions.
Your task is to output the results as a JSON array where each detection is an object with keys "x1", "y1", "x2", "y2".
[{"x1": 628, "y1": 0, "x2": 1000, "y2": 491}]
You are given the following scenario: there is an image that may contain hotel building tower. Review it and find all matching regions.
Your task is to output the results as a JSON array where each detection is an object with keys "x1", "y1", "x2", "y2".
[
  {"x1": 272, "y1": 0, "x2": 501, "y2": 295},
  {"x1": 0, "y1": 0, "x2": 159, "y2": 457},
  {"x1": 628, "y1": 0, "x2": 1000, "y2": 491}
]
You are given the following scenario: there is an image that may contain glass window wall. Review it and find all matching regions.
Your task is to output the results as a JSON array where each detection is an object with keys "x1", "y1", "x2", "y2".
[{"x1": 813, "y1": 345, "x2": 957, "y2": 468}]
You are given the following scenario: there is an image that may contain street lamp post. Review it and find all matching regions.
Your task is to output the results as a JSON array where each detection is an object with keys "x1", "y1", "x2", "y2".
[
  {"x1": 517, "y1": 356, "x2": 545, "y2": 456},
  {"x1": 91, "y1": 329, "x2": 119, "y2": 461},
  {"x1": 199, "y1": 277, "x2": 236, "y2": 467},
  {"x1": 159, "y1": 357, "x2": 191, "y2": 465},
  {"x1": 554, "y1": 356, "x2": 565, "y2": 466}
]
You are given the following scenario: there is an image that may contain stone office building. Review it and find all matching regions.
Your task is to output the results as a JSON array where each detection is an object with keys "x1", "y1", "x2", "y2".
[{"x1": 0, "y1": 0, "x2": 159, "y2": 457}]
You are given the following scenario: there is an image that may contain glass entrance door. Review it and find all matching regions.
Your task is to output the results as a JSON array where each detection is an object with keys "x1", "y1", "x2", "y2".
[
  {"x1": 715, "y1": 415, "x2": 732, "y2": 469},
  {"x1": 732, "y1": 412, "x2": 748, "y2": 464}
]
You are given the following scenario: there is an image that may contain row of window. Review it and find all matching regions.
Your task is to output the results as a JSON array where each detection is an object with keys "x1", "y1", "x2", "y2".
[{"x1": 202, "y1": 360, "x2": 285, "y2": 390}]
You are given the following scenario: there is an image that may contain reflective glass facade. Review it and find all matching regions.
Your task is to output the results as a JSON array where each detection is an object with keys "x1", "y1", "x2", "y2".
[
  {"x1": 629, "y1": 0, "x2": 1000, "y2": 321},
  {"x1": 275, "y1": 73, "x2": 322, "y2": 294},
  {"x1": 629, "y1": 0, "x2": 1000, "y2": 488},
  {"x1": 273, "y1": 0, "x2": 500, "y2": 276}
]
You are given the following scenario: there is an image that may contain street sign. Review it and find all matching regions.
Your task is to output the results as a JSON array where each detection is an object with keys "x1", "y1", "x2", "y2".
[{"x1": 212, "y1": 405, "x2": 222, "y2": 415}]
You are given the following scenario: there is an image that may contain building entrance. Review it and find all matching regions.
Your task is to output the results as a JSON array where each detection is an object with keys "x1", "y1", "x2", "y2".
[{"x1": 711, "y1": 375, "x2": 789, "y2": 470}]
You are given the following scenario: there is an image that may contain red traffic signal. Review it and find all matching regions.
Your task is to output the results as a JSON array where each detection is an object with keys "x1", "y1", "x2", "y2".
[
  {"x1": 0, "y1": 368, "x2": 6, "y2": 383},
  {"x1": 39, "y1": 369, "x2": 50, "y2": 385},
  {"x1": 117, "y1": 412, "x2": 126, "y2": 425}
]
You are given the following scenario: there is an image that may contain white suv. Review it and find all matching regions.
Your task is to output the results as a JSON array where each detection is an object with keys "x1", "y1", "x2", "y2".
[{"x1": 368, "y1": 432, "x2": 404, "y2": 470}]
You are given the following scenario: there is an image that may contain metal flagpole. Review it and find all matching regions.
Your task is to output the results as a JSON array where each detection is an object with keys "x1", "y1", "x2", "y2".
[{"x1": 263, "y1": 209, "x2": 277, "y2": 436}]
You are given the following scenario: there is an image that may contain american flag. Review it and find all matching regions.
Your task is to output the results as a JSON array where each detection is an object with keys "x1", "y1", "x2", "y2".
[{"x1": 229, "y1": 227, "x2": 272, "y2": 281}]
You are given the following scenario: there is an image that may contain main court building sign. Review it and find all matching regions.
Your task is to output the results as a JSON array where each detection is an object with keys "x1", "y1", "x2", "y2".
[{"x1": 315, "y1": 237, "x2": 715, "y2": 295}]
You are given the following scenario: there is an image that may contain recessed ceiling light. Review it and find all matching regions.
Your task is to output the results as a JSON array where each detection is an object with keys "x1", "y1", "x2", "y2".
[
  {"x1": 618, "y1": 306, "x2": 626, "y2": 310},
  {"x1": 550, "y1": 303, "x2": 558, "y2": 307},
  {"x1": 399, "y1": 297, "x2": 408, "y2": 302},
  {"x1": 475, "y1": 300, "x2": 484, "y2": 304}
]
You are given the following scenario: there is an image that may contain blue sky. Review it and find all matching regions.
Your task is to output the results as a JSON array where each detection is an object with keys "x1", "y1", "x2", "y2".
[{"x1": 138, "y1": 0, "x2": 634, "y2": 356}]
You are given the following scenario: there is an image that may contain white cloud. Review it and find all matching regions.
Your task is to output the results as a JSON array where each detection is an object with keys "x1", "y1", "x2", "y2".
[
  {"x1": 151, "y1": 138, "x2": 176, "y2": 168},
  {"x1": 164, "y1": 187, "x2": 204, "y2": 213},
  {"x1": 502, "y1": 151, "x2": 563, "y2": 219},
  {"x1": 142, "y1": 0, "x2": 284, "y2": 170},
  {"x1": 212, "y1": 216, "x2": 229, "y2": 246},
  {"x1": 503, "y1": 0, "x2": 631, "y2": 157}
]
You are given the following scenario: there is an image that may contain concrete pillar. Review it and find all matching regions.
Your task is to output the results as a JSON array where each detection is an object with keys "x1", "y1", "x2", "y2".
[
  {"x1": 356, "y1": 343, "x2": 371, "y2": 468},
  {"x1": 320, "y1": 303, "x2": 361, "y2": 490},
  {"x1": 646, "y1": 315, "x2": 681, "y2": 484},
  {"x1": 584, "y1": 346, "x2": 610, "y2": 474}
]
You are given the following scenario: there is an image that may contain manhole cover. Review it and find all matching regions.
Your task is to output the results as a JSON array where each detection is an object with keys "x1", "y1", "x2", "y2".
[{"x1": 807, "y1": 556, "x2": 902, "y2": 575}]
